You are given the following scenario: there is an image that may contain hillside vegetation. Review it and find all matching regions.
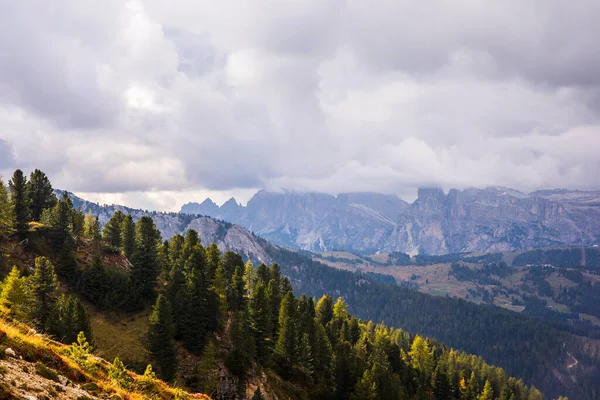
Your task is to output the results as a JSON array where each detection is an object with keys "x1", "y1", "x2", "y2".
[{"x1": 0, "y1": 169, "x2": 552, "y2": 399}]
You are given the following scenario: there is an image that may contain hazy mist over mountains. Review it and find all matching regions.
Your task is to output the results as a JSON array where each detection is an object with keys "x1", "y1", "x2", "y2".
[{"x1": 182, "y1": 187, "x2": 600, "y2": 255}]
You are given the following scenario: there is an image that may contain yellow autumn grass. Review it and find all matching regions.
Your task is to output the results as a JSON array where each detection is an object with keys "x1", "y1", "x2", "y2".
[{"x1": 0, "y1": 316, "x2": 210, "y2": 400}]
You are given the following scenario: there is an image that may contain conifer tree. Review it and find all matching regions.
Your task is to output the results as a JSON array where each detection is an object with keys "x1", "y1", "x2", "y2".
[
  {"x1": 9, "y1": 169, "x2": 30, "y2": 238},
  {"x1": 409, "y1": 335, "x2": 434, "y2": 380},
  {"x1": 0, "y1": 175, "x2": 15, "y2": 239},
  {"x1": 205, "y1": 242, "x2": 221, "y2": 283},
  {"x1": 83, "y1": 211, "x2": 96, "y2": 238},
  {"x1": 316, "y1": 295, "x2": 334, "y2": 327},
  {"x1": 57, "y1": 234, "x2": 77, "y2": 282},
  {"x1": 249, "y1": 280, "x2": 271, "y2": 365},
  {"x1": 214, "y1": 264, "x2": 228, "y2": 329},
  {"x1": 0, "y1": 266, "x2": 29, "y2": 319},
  {"x1": 102, "y1": 210, "x2": 125, "y2": 250},
  {"x1": 229, "y1": 265, "x2": 246, "y2": 311},
  {"x1": 148, "y1": 295, "x2": 178, "y2": 381},
  {"x1": 244, "y1": 260, "x2": 257, "y2": 295},
  {"x1": 27, "y1": 169, "x2": 56, "y2": 221},
  {"x1": 276, "y1": 291, "x2": 298, "y2": 364},
  {"x1": 194, "y1": 338, "x2": 219, "y2": 394},
  {"x1": 252, "y1": 388, "x2": 265, "y2": 400},
  {"x1": 166, "y1": 260, "x2": 186, "y2": 337},
  {"x1": 256, "y1": 263, "x2": 271, "y2": 285},
  {"x1": 168, "y1": 234, "x2": 184, "y2": 266},
  {"x1": 28, "y1": 256, "x2": 59, "y2": 329},
  {"x1": 268, "y1": 278, "x2": 282, "y2": 339},
  {"x1": 45, "y1": 191, "x2": 74, "y2": 250},
  {"x1": 480, "y1": 380, "x2": 494, "y2": 400},
  {"x1": 121, "y1": 214, "x2": 135, "y2": 258},
  {"x1": 131, "y1": 216, "x2": 160, "y2": 299}
]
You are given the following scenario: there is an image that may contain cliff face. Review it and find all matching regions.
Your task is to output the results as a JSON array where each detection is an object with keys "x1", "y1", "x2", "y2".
[{"x1": 181, "y1": 188, "x2": 600, "y2": 255}]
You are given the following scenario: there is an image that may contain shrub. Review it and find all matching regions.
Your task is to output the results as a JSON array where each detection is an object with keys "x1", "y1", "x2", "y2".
[{"x1": 35, "y1": 362, "x2": 59, "y2": 382}]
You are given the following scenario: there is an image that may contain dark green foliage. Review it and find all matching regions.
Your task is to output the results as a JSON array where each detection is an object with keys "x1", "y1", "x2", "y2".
[
  {"x1": 103, "y1": 210, "x2": 125, "y2": 250},
  {"x1": 44, "y1": 191, "x2": 74, "y2": 251},
  {"x1": 46, "y1": 295, "x2": 92, "y2": 345},
  {"x1": 28, "y1": 256, "x2": 59, "y2": 329},
  {"x1": 27, "y1": 169, "x2": 56, "y2": 222},
  {"x1": 251, "y1": 388, "x2": 265, "y2": 400},
  {"x1": 79, "y1": 253, "x2": 137, "y2": 311},
  {"x1": 35, "y1": 362, "x2": 59, "y2": 382},
  {"x1": 147, "y1": 295, "x2": 177, "y2": 381},
  {"x1": 0, "y1": 175, "x2": 14, "y2": 240},
  {"x1": 249, "y1": 280, "x2": 271, "y2": 365},
  {"x1": 9, "y1": 169, "x2": 30, "y2": 238},
  {"x1": 57, "y1": 235, "x2": 78, "y2": 282},
  {"x1": 121, "y1": 214, "x2": 135, "y2": 259},
  {"x1": 131, "y1": 216, "x2": 161, "y2": 300}
]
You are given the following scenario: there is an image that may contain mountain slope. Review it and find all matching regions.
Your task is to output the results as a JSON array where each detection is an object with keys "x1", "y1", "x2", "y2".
[
  {"x1": 181, "y1": 187, "x2": 600, "y2": 255},
  {"x1": 65, "y1": 191, "x2": 600, "y2": 399}
]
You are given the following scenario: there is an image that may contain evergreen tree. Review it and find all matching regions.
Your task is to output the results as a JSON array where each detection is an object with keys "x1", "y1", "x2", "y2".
[
  {"x1": 46, "y1": 295, "x2": 90, "y2": 344},
  {"x1": 229, "y1": 265, "x2": 246, "y2": 311},
  {"x1": 166, "y1": 260, "x2": 186, "y2": 337},
  {"x1": 131, "y1": 216, "x2": 160, "y2": 300},
  {"x1": 316, "y1": 295, "x2": 334, "y2": 327},
  {"x1": 408, "y1": 335, "x2": 434, "y2": 380},
  {"x1": 103, "y1": 210, "x2": 125, "y2": 250},
  {"x1": 480, "y1": 380, "x2": 494, "y2": 400},
  {"x1": 205, "y1": 242, "x2": 221, "y2": 283},
  {"x1": 27, "y1": 169, "x2": 56, "y2": 222},
  {"x1": 83, "y1": 211, "x2": 96, "y2": 238},
  {"x1": 168, "y1": 234, "x2": 184, "y2": 266},
  {"x1": 121, "y1": 214, "x2": 135, "y2": 258},
  {"x1": 45, "y1": 191, "x2": 74, "y2": 250},
  {"x1": 147, "y1": 295, "x2": 178, "y2": 381},
  {"x1": 275, "y1": 291, "x2": 298, "y2": 364},
  {"x1": 0, "y1": 175, "x2": 15, "y2": 239},
  {"x1": 28, "y1": 256, "x2": 59, "y2": 329},
  {"x1": 244, "y1": 260, "x2": 257, "y2": 295},
  {"x1": 9, "y1": 169, "x2": 30, "y2": 238},
  {"x1": 57, "y1": 234, "x2": 77, "y2": 282},
  {"x1": 0, "y1": 266, "x2": 30, "y2": 319},
  {"x1": 268, "y1": 278, "x2": 282, "y2": 339},
  {"x1": 252, "y1": 388, "x2": 265, "y2": 400},
  {"x1": 193, "y1": 338, "x2": 219, "y2": 395},
  {"x1": 249, "y1": 280, "x2": 271, "y2": 365}
]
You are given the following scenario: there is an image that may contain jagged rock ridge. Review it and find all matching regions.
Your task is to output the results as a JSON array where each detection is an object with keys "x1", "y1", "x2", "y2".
[{"x1": 181, "y1": 187, "x2": 600, "y2": 255}]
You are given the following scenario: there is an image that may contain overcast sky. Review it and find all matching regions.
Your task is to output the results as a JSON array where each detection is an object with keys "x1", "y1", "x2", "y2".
[{"x1": 1, "y1": 1, "x2": 600, "y2": 211}]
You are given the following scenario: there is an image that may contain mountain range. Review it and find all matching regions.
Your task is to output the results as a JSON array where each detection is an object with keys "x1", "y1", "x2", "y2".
[{"x1": 181, "y1": 187, "x2": 600, "y2": 255}]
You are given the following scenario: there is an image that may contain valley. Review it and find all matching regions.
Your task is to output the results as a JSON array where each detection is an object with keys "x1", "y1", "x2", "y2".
[{"x1": 311, "y1": 248, "x2": 600, "y2": 329}]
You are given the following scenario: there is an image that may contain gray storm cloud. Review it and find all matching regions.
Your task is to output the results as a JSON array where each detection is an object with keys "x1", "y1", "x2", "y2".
[{"x1": 0, "y1": 0, "x2": 599, "y2": 209}]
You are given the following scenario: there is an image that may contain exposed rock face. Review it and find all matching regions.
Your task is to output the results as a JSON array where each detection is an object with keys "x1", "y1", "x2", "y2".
[
  {"x1": 181, "y1": 190, "x2": 410, "y2": 253},
  {"x1": 59, "y1": 191, "x2": 273, "y2": 265},
  {"x1": 180, "y1": 188, "x2": 600, "y2": 255}
]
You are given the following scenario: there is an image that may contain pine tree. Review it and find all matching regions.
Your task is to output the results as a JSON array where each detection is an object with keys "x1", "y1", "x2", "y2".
[
  {"x1": 0, "y1": 175, "x2": 15, "y2": 239},
  {"x1": 249, "y1": 280, "x2": 271, "y2": 365},
  {"x1": 194, "y1": 338, "x2": 219, "y2": 394},
  {"x1": 45, "y1": 191, "x2": 74, "y2": 250},
  {"x1": 0, "y1": 266, "x2": 30, "y2": 319},
  {"x1": 9, "y1": 169, "x2": 30, "y2": 238},
  {"x1": 316, "y1": 295, "x2": 334, "y2": 327},
  {"x1": 121, "y1": 214, "x2": 135, "y2": 259},
  {"x1": 205, "y1": 242, "x2": 220, "y2": 283},
  {"x1": 480, "y1": 380, "x2": 494, "y2": 400},
  {"x1": 83, "y1": 211, "x2": 96, "y2": 238},
  {"x1": 275, "y1": 291, "x2": 298, "y2": 364},
  {"x1": 244, "y1": 260, "x2": 257, "y2": 295},
  {"x1": 409, "y1": 335, "x2": 434, "y2": 380},
  {"x1": 166, "y1": 261, "x2": 186, "y2": 337},
  {"x1": 131, "y1": 216, "x2": 160, "y2": 300},
  {"x1": 103, "y1": 210, "x2": 125, "y2": 250},
  {"x1": 28, "y1": 257, "x2": 59, "y2": 329},
  {"x1": 57, "y1": 234, "x2": 77, "y2": 282},
  {"x1": 168, "y1": 234, "x2": 184, "y2": 266},
  {"x1": 147, "y1": 295, "x2": 178, "y2": 381},
  {"x1": 252, "y1": 388, "x2": 265, "y2": 400},
  {"x1": 27, "y1": 169, "x2": 56, "y2": 222},
  {"x1": 268, "y1": 278, "x2": 282, "y2": 339}
]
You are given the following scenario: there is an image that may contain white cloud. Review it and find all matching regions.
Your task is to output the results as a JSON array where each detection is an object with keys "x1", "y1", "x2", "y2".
[{"x1": 1, "y1": 0, "x2": 600, "y2": 210}]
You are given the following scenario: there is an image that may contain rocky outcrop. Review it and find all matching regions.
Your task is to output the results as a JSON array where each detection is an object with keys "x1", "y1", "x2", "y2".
[{"x1": 180, "y1": 188, "x2": 600, "y2": 255}]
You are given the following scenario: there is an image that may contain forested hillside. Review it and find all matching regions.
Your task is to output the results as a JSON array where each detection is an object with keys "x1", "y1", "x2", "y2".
[{"x1": 0, "y1": 171, "x2": 543, "y2": 400}]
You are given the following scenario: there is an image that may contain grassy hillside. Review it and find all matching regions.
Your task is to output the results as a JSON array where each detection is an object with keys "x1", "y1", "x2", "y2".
[{"x1": 0, "y1": 317, "x2": 209, "y2": 400}]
